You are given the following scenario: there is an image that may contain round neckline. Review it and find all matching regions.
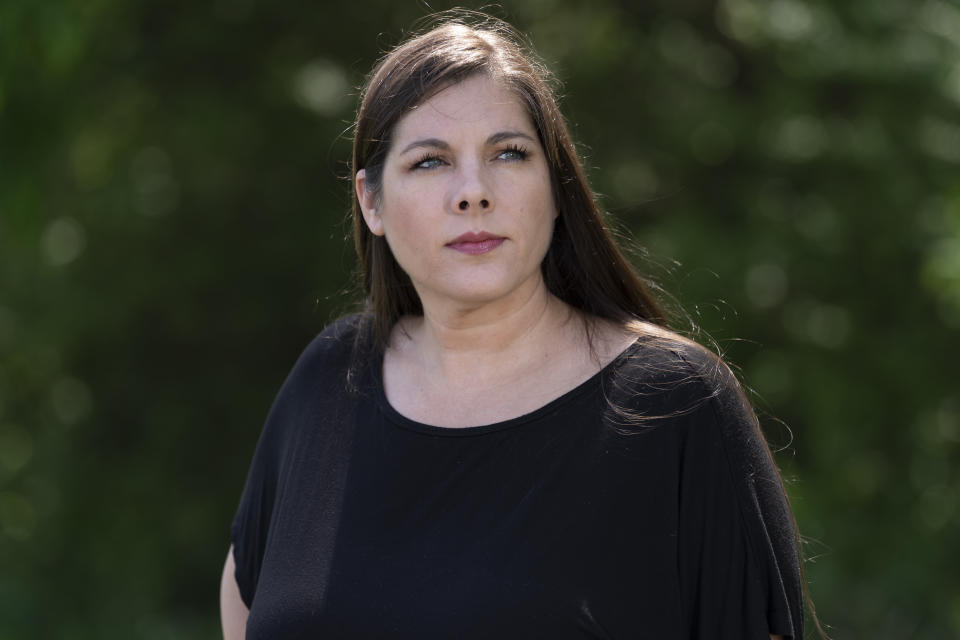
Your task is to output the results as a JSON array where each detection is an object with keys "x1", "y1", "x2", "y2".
[{"x1": 371, "y1": 339, "x2": 641, "y2": 437}]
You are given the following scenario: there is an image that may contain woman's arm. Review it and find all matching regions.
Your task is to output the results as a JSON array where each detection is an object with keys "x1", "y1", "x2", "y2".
[{"x1": 220, "y1": 545, "x2": 249, "y2": 640}]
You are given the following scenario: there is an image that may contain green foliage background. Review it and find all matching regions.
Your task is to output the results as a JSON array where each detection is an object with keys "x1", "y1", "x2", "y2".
[{"x1": 2, "y1": 0, "x2": 959, "y2": 637}]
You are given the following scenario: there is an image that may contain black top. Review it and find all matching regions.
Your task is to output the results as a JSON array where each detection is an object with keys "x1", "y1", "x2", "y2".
[{"x1": 231, "y1": 314, "x2": 803, "y2": 639}]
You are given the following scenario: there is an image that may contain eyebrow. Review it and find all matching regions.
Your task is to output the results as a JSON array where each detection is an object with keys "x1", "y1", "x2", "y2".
[{"x1": 399, "y1": 130, "x2": 536, "y2": 155}]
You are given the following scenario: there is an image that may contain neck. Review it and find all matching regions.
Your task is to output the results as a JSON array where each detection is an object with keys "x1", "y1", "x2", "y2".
[{"x1": 396, "y1": 278, "x2": 579, "y2": 383}]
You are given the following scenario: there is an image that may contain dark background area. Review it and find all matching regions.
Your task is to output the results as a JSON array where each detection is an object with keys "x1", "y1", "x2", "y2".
[{"x1": 2, "y1": 0, "x2": 959, "y2": 637}]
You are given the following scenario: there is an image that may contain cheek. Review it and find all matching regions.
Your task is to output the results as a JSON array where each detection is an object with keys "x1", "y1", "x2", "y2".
[
  {"x1": 382, "y1": 208, "x2": 425, "y2": 246},
  {"x1": 377, "y1": 182, "x2": 422, "y2": 234},
  {"x1": 378, "y1": 190, "x2": 441, "y2": 267},
  {"x1": 528, "y1": 186, "x2": 559, "y2": 234}
]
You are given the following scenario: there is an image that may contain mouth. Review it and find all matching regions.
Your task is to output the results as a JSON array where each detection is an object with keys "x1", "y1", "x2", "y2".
[{"x1": 446, "y1": 231, "x2": 506, "y2": 255}]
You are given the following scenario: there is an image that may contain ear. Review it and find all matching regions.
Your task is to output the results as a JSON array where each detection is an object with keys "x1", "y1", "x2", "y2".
[{"x1": 355, "y1": 169, "x2": 384, "y2": 236}]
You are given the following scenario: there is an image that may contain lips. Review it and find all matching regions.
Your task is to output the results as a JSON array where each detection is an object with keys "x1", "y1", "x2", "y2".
[{"x1": 446, "y1": 231, "x2": 506, "y2": 255}]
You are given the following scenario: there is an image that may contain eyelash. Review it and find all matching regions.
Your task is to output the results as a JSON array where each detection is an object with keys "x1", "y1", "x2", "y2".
[
  {"x1": 499, "y1": 144, "x2": 529, "y2": 162},
  {"x1": 410, "y1": 144, "x2": 530, "y2": 170}
]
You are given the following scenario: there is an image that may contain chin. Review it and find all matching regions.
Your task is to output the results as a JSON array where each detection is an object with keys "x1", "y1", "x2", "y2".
[
  {"x1": 412, "y1": 263, "x2": 545, "y2": 309},
  {"x1": 445, "y1": 287, "x2": 514, "y2": 306}
]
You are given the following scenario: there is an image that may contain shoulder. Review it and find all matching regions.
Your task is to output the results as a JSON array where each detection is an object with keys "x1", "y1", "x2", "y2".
[
  {"x1": 265, "y1": 312, "x2": 377, "y2": 418},
  {"x1": 605, "y1": 324, "x2": 744, "y2": 423},
  {"x1": 620, "y1": 329, "x2": 802, "y2": 636},
  {"x1": 603, "y1": 326, "x2": 777, "y2": 474},
  {"x1": 672, "y1": 337, "x2": 756, "y2": 430},
  {"x1": 628, "y1": 323, "x2": 736, "y2": 389},
  {"x1": 301, "y1": 311, "x2": 375, "y2": 361},
  {"x1": 626, "y1": 330, "x2": 795, "y2": 541},
  {"x1": 289, "y1": 312, "x2": 375, "y2": 380},
  {"x1": 254, "y1": 313, "x2": 375, "y2": 451}
]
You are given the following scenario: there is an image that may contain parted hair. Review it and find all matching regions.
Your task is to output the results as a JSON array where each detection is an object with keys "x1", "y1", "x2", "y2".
[{"x1": 350, "y1": 12, "x2": 667, "y2": 348}]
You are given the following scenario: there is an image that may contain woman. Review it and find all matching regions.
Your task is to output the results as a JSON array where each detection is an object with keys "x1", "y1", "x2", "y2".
[{"x1": 221, "y1": 13, "x2": 813, "y2": 639}]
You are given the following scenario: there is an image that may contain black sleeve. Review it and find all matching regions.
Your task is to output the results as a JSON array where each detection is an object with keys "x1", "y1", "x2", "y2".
[
  {"x1": 677, "y1": 349, "x2": 803, "y2": 639},
  {"x1": 230, "y1": 356, "x2": 297, "y2": 609},
  {"x1": 229, "y1": 313, "x2": 370, "y2": 609}
]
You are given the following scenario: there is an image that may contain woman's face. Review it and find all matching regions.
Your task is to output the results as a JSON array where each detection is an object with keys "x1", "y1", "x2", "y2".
[{"x1": 356, "y1": 74, "x2": 557, "y2": 312}]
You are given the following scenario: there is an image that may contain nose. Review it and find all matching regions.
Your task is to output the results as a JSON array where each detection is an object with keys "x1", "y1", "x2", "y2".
[{"x1": 453, "y1": 164, "x2": 492, "y2": 213}]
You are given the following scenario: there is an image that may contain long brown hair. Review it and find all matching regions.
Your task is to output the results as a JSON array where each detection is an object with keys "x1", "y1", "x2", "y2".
[{"x1": 351, "y1": 12, "x2": 666, "y2": 348}]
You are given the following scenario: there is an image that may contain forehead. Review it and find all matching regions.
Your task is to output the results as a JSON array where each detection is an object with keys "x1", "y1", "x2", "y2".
[{"x1": 391, "y1": 75, "x2": 534, "y2": 144}]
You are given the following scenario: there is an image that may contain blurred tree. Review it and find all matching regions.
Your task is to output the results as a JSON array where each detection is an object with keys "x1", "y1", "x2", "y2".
[{"x1": 1, "y1": 0, "x2": 958, "y2": 637}]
